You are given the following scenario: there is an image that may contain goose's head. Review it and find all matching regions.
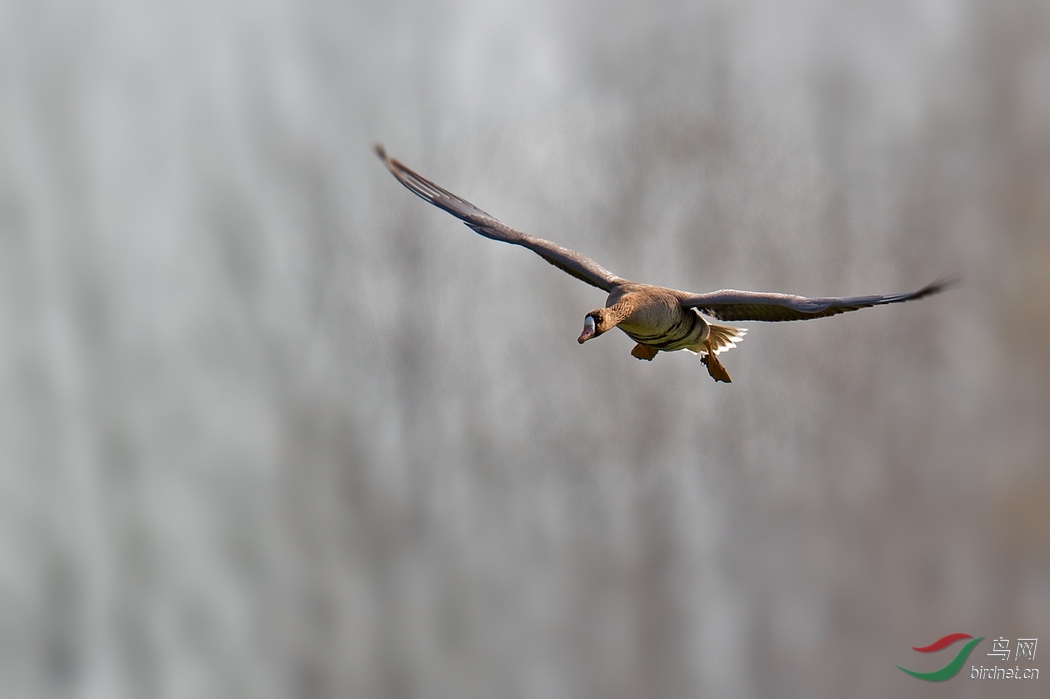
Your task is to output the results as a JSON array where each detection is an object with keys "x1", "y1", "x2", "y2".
[{"x1": 578, "y1": 308, "x2": 619, "y2": 344}]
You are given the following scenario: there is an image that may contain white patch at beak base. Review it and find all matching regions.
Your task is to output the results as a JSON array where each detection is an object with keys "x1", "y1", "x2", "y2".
[{"x1": 578, "y1": 315, "x2": 596, "y2": 343}]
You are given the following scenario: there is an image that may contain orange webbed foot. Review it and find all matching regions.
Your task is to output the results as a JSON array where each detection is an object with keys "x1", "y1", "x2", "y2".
[
  {"x1": 701, "y1": 343, "x2": 732, "y2": 383},
  {"x1": 631, "y1": 344, "x2": 658, "y2": 361}
]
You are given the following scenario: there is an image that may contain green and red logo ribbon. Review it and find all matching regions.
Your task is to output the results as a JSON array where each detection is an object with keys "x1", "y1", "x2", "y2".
[{"x1": 897, "y1": 633, "x2": 984, "y2": 681}]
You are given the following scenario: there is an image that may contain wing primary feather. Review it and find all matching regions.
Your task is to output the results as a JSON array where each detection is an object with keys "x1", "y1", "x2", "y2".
[
  {"x1": 678, "y1": 275, "x2": 956, "y2": 322},
  {"x1": 375, "y1": 144, "x2": 622, "y2": 292}
]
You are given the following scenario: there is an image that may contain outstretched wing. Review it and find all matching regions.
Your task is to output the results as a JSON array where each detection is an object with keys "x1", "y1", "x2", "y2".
[
  {"x1": 376, "y1": 145, "x2": 622, "y2": 292},
  {"x1": 677, "y1": 277, "x2": 955, "y2": 322}
]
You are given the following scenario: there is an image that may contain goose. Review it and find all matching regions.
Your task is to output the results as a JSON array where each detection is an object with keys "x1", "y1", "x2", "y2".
[{"x1": 375, "y1": 145, "x2": 951, "y2": 383}]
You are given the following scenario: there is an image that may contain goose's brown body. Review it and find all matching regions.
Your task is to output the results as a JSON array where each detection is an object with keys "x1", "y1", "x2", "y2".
[
  {"x1": 375, "y1": 145, "x2": 952, "y2": 383},
  {"x1": 583, "y1": 283, "x2": 743, "y2": 380},
  {"x1": 606, "y1": 285, "x2": 709, "y2": 351}
]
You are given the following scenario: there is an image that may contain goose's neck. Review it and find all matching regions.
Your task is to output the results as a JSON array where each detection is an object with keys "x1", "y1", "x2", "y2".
[{"x1": 605, "y1": 298, "x2": 635, "y2": 325}]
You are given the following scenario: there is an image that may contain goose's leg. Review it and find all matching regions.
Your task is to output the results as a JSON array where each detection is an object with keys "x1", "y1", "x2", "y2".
[
  {"x1": 631, "y1": 343, "x2": 659, "y2": 361},
  {"x1": 701, "y1": 340, "x2": 732, "y2": 383}
]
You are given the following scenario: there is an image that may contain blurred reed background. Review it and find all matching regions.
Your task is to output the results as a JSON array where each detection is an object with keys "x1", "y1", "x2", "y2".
[{"x1": 0, "y1": 0, "x2": 1048, "y2": 697}]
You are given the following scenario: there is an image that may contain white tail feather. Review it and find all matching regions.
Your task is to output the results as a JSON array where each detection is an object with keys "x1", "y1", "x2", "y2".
[{"x1": 686, "y1": 323, "x2": 747, "y2": 356}]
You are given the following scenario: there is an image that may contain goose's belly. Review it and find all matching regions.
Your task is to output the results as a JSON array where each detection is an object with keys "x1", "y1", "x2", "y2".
[{"x1": 619, "y1": 308, "x2": 710, "y2": 351}]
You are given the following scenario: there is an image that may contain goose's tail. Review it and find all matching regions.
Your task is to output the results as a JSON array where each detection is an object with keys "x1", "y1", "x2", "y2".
[{"x1": 688, "y1": 323, "x2": 747, "y2": 357}]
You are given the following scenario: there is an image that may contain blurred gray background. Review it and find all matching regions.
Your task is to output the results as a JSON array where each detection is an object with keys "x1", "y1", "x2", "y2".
[{"x1": 1, "y1": 0, "x2": 1048, "y2": 697}]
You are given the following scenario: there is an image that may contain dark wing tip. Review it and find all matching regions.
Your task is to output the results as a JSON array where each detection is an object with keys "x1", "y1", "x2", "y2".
[
  {"x1": 929, "y1": 273, "x2": 962, "y2": 293},
  {"x1": 913, "y1": 273, "x2": 962, "y2": 300},
  {"x1": 374, "y1": 143, "x2": 401, "y2": 174},
  {"x1": 375, "y1": 143, "x2": 408, "y2": 175}
]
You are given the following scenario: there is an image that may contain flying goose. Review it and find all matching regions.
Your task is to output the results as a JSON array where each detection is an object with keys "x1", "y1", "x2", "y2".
[{"x1": 375, "y1": 145, "x2": 951, "y2": 383}]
